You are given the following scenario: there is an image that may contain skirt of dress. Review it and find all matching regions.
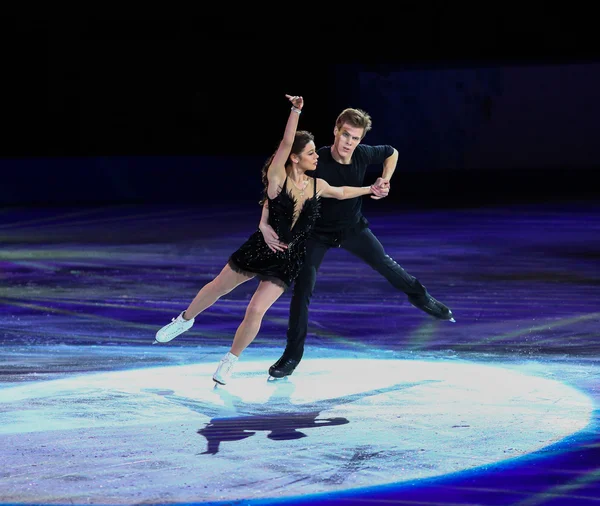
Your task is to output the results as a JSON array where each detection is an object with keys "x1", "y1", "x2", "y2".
[{"x1": 227, "y1": 230, "x2": 304, "y2": 289}]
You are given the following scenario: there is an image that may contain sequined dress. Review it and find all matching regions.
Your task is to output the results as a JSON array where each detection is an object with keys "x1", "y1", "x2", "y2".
[{"x1": 228, "y1": 177, "x2": 320, "y2": 289}]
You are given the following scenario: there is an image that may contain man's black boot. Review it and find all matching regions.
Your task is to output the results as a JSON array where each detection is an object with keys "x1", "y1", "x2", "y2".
[
  {"x1": 408, "y1": 293, "x2": 456, "y2": 322},
  {"x1": 269, "y1": 355, "x2": 300, "y2": 378}
]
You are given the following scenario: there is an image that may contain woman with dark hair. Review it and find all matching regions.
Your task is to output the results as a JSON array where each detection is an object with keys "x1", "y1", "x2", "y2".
[{"x1": 154, "y1": 94, "x2": 388, "y2": 385}]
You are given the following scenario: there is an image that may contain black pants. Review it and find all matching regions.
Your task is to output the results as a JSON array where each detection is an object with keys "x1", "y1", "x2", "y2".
[{"x1": 283, "y1": 227, "x2": 428, "y2": 361}]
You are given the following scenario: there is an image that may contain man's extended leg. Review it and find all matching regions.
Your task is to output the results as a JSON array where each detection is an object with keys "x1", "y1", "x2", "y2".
[
  {"x1": 269, "y1": 237, "x2": 330, "y2": 378},
  {"x1": 342, "y1": 228, "x2": 455, "y2": 321}
]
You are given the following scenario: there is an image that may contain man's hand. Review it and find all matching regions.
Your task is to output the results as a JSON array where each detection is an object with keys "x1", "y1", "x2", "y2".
[
  {"x1": 259, "y1": 222, "x2": 288, "y2": 252},
  {"x1": 370, "y1": 177, "x2": 390, "y2": 200}
]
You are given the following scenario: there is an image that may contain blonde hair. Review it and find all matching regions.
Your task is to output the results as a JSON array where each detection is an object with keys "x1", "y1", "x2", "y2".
[{"x1": 335, "y1": 108, "x2": 372, "y2": 138}]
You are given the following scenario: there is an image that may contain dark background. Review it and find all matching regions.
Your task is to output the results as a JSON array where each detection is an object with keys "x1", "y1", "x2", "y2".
[{"x1": 2, "y1": 12, "x2": 599, "y2": 209}]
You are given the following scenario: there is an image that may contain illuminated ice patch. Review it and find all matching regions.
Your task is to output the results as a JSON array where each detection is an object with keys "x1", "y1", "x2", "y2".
[{"x1": 0, "y1": 358, "x2": 592, "y2": 503}]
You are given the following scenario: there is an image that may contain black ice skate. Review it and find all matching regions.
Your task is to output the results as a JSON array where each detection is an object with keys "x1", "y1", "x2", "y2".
[
  {"x1": 268, "y1": 356, "x2": 300, "y2": 379},
  {"x1": 408, "y1": 294, "x2": 456, "y2": 322}
]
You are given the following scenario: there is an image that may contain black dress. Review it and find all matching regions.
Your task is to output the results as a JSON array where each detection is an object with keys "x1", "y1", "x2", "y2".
[{"x1": 228, "y1": 177, "x2": 320, "y2": 289}]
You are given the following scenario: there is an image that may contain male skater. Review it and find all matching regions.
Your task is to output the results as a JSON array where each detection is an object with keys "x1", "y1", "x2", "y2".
[{"x1": 259, "y1": 107, "x2": 455, "y2": 378}]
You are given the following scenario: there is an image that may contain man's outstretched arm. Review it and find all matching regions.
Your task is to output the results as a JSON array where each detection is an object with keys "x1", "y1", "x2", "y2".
[{"x1": 372, "y1": 147, "x2": 398, "y2": 199}]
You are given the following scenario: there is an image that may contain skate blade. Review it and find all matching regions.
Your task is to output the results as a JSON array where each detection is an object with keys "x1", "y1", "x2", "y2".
[
  {"x1": 153, "y1": 336, "x2": 174, "y2": 344},
  {"x1": 267, "y1": 375, "x2": 289, "y2": 382},
  {"x1": 449, "y1": 317, "x2": 456, "y2": 323}
]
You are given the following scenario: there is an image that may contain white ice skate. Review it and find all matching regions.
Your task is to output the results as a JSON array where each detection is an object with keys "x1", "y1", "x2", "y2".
[
  {"x1": 213, "y1": 352, "x2": 238, "y2": 385},
  {"x1": 154, "y1": 311, "x2": 194, "y2": 344}
]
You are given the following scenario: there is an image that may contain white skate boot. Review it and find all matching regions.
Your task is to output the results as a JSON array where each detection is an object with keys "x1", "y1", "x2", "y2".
[
  {"x1": 213, "y1": 352, "x2": 238, "y2": 385},
  {"x1": 154, "y1": 311, "x2": 194, "y2": 344}
]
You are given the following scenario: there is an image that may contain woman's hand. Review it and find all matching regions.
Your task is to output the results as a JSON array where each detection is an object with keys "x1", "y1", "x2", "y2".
[{"x1": 285, "y1": 94, "x2": 303, "y2": 111}]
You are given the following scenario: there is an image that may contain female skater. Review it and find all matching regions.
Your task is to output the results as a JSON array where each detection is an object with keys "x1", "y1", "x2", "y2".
[{"x1": 154, "y1": 94, "x2": 388, "y2": 384}]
